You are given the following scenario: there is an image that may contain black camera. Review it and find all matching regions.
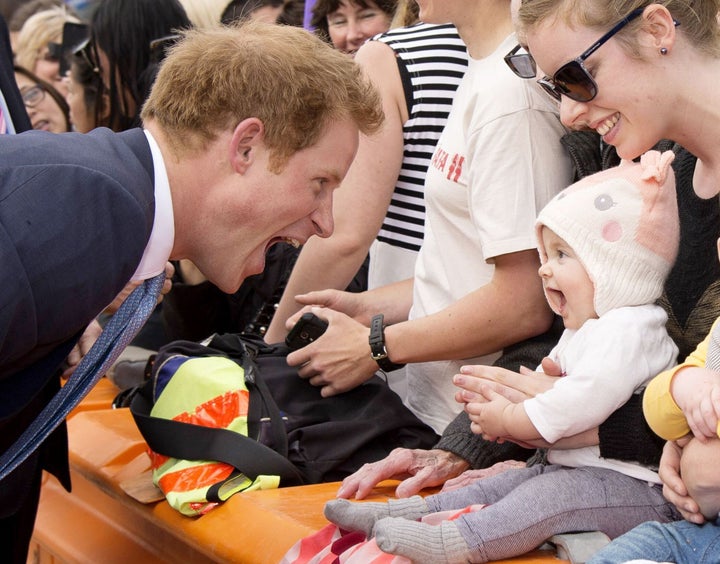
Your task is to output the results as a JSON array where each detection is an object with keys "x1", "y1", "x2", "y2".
[{"x1": 285, "y1": 313, "x2": 328, "y2": 351}]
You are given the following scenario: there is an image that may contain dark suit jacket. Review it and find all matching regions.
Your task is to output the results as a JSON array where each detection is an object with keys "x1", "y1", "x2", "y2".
[
  {"x1": 0, "y1": 15, "x2": 31, "y2": 133},
  {"x1": 0, "y1": 127, "x2": 156, "y2": 511}
]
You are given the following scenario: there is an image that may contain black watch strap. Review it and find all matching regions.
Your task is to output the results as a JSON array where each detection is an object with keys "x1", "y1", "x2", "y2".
[{"x1": 369, "y1": 314, "x2": 405, "y2": 372}]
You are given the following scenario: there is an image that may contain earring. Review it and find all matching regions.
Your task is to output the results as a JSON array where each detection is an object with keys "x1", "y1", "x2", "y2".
[{"x1": 660, "y1": 47, "x2": 668, "y2": 55}]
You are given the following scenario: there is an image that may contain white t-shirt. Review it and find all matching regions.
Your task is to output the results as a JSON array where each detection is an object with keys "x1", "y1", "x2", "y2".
[
  {"x1": 405, "y1": 34, "x2": 573, "y2": 434},
  {"x1": 527, "y1": 305, "x2": 679, "y2": 483}
]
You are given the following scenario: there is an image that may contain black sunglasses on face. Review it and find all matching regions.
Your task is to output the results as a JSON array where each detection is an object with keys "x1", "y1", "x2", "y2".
[{"x1": 505, "y1": 7, "x2": 651, "y2": 102}]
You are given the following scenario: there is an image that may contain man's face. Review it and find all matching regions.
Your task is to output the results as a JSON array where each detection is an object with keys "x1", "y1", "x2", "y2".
[{"x1": 186, "y1": 118, "x2": 360, "y2": 293}]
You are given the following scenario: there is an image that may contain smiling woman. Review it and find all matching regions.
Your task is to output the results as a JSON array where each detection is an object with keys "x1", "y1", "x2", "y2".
[
  {"x1": 311, "y1": 0, "x2": 396, "y2": 55},
  {"x1": 14, "y1": 65, "x2": 71, "y2": 133}
]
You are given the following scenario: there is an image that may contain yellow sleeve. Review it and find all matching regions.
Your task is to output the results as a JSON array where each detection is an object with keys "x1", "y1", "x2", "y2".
[{"x1": 643, "y1": 325, "x2": 712, "y2": 440}]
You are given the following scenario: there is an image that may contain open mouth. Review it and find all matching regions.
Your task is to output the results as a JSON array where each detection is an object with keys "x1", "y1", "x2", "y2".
[
  {"x1": 595, "y1": 113, "x2": 619, "y2": 137},
  {"x1": 266, "y1": 236, "x2": 301, "y2": 252},
  {"x1": 545, "y1": 287, "x2": 567, "y2": 314}
]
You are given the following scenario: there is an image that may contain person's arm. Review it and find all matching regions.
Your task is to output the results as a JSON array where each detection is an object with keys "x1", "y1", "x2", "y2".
[
  {"x1": 264, "y1": 40, "x2": 406, "y2": 343},
  {"x1": 382, "y1": 249, "x2": 551, "y2": 364},
  {"x1": 290, "y1": 250, "x2": 553, "y2": 397},
  {"x1": 644, "y1": 328, "x2": 720, "y2": 440}
]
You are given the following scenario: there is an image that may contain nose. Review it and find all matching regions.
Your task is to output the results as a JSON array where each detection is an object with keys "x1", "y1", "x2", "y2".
[
  {"x1": 559, "y1": 97, "x2": 587, "y2": 129},
  {"x1": 345, "y1": 19, "x2": 366, "y2": 47},
  {"x1": 538, "y1": 261, "x2": 550, "y2": 278},
  {"x1": 311, "y1": 197, "x2": 334, "y2": 239}
]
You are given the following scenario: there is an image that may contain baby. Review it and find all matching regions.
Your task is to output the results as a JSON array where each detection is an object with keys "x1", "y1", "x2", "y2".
[{"x1": 323, "y1": 151, "x2": 683, "y2": 563}]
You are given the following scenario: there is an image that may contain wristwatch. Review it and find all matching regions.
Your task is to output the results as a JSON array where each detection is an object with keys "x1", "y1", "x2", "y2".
[{"x1": 369, "y1": 314, "x2": 406, "y2": 372}]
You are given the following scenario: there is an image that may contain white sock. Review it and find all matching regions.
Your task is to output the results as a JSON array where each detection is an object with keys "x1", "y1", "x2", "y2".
[
  {"x1": 374, "y1": 517, "x2": 472, "y2": 564},
  {"x1": 323, "y1": 496, "x2": 429, "y2": 537}
]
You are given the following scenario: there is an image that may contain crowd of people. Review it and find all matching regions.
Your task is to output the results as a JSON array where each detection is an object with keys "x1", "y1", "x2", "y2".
[{"x1": 1, "y1": 0, "x2": 720, "y2": 562}]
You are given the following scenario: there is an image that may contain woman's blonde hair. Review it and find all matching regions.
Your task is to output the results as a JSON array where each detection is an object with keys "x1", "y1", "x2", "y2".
[
  {"x1": 14, "y1": 6, "x2": 80, "y2": 72},
  {"x1": 517, "y1": 0, "x2": 720, "y2": 58},
  {"x1": 178, "y1": 0, "x2": 227, "y2": 29},
  {"x1": 141, "y1": 20, "x2": 384, "y2": 169},
  {"x1": 390, "y1": 0, "x2": 420, "y2": 28}
]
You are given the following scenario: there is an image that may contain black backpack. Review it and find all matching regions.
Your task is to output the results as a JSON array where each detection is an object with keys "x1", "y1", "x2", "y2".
[{"x1": 129, "y1": 333, "x2": 438, "y2": 488}]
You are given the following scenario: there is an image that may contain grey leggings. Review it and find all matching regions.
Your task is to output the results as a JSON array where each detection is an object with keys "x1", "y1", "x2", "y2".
[{"x1": 425, "y1": 464, "x2": 680, "y2": 563}]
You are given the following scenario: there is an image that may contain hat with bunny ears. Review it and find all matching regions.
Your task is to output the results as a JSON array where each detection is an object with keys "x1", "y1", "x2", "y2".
[{"x1": 536, "y1": 150, "x2": 680, "y2": 317}]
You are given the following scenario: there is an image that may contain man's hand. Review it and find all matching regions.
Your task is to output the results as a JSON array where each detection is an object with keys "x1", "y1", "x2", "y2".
[
  {"x1": 659, "y1": 438, "x2": 704, "y2": 523},
  {"x1": 336, "y1": 448, "x2": 470, "y2": 500},
  {"x1": 62, "y1": 319, "x2": 103, "y2": 378},
  {"x1": 104, "y1": 262, "x2": 174, "y2": 314},
  {"x1": 286, "y1": 307, "x2": 378, "y2": 397}
]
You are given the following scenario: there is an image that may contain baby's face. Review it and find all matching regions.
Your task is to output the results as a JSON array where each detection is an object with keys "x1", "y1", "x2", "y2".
[
  {"x1": 681, "y1": 436, "x2": 720, "y2": 520},
  {"x1": 538, "y1": 227, "x2": 597, "y2": 330}
]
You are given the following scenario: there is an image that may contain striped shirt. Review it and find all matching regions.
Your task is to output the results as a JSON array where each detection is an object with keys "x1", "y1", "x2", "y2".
[{"x1": 373, "y1": 23, "x2": 468, "y2": 251}]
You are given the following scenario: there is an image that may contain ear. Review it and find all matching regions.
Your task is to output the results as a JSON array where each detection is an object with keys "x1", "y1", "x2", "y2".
[
  {"x1": 229, "y1": 117, "x2": 264, "y2": 175},
  {"x1": 641, "y1": 4, "x2": 678, "y2": 53}
]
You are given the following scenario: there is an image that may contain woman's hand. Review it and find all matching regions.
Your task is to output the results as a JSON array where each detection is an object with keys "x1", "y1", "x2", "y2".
[{"x1": 659, "y1": 438, "x2": 705, "y2": 523}]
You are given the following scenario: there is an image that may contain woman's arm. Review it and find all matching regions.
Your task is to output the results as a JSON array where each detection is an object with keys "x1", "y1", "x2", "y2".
[{"x1": 265, "y1": 40, "x2": 407, "y2": 343}]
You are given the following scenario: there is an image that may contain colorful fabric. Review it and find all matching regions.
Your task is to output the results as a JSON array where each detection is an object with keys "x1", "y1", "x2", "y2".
[
  {"x1": 280, "y1": 505, "x2": 485, "y2": 563},
  {"x1": 149, "y1": 354, "x2": 279, "y2": 516}
]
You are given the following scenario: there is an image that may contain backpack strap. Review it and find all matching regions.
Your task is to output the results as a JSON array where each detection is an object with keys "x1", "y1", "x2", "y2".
[
  {"x1": 130, "y1": 382, "x2": 305, "y2": 486},
  {"x1": 208, "y1": 333, "x2": 289, "y2": 458}
]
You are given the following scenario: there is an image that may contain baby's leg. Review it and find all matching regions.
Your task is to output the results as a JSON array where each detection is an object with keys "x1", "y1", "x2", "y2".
[
  {"x1": 450, "y1": 466, "x2": 678, "y2": 562},
  {"x1": 425, "y1": 463, "x2": 557, "y2": 513},
  {"x1": 324, "y1": 464, "x2": 549, "y2": 537},
  {"x1": 376, "y1": 466, "x2": 678, "y2": 563}
]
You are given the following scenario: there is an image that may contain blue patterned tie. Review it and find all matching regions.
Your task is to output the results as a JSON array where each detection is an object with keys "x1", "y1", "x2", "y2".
[{"x1": 0, "y1": 272, "x2": 165, "y2": 481}]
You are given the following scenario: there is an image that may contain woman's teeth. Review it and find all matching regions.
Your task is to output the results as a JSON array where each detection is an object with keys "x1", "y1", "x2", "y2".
[{"x1": 596, "y1": 113, "x2": 619, "y2": 136}]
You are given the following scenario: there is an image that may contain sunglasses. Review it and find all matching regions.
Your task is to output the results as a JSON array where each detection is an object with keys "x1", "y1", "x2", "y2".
[
  {"x1": 72, "y1": 38, "x2": 100, "y2": 75},
  {"x1": 505, "y1": 7, "x2": 646, "y2": 102}
]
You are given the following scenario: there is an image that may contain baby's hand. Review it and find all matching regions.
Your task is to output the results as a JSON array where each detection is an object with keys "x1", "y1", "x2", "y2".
[
  {"x1": 671, "y1": 367, "x2": 720, "y2": 440},
  {"x1": 464, "y1": 386, "x2": 513, "y2": 441}
]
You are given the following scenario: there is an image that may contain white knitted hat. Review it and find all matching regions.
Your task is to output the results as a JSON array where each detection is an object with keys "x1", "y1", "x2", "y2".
[{"x1": 536, "y1": 150, "x2": 679, "y2": 317}]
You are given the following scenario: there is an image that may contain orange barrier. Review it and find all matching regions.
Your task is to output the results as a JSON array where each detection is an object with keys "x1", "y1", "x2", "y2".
[{"x1": 29, "y1": 378, "x2": 565, "y2": 563}]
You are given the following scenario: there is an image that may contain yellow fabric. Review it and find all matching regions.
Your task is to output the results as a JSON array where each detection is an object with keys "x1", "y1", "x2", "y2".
[
  {"x1": 149, "y1": 355, "x2": 280, "y2": 516},
  {"x1": 643, "y1": 318, "x2": 720, "y2": 439},
  {"x1": 152, "y1": 356, "x2": 247, "y2": 419}
]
